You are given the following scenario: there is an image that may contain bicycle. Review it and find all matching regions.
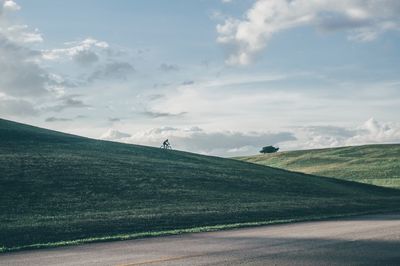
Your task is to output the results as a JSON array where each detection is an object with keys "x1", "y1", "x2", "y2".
[{"x1": 160, "y1": 144, "x2": 172, "y2": 149}]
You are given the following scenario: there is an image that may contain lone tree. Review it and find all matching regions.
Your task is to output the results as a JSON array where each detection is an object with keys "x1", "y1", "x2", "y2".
[{"x1": 260, "y1": 145, "x2": 279, "y2": 154}]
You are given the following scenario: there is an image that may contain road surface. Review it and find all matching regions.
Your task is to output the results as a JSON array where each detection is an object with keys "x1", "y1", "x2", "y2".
[{"x1": 1, "y1": 213, "x2": 400, "y2": 265}]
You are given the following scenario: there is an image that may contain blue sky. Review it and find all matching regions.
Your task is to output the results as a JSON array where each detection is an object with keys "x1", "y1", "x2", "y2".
[{"x1": 1, "y1": 0, "x2": 400, "y2": 156}]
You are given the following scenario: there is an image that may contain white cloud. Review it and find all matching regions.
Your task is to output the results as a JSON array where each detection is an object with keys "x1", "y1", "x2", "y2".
[
  {"x1": 3, "y1": 0, "x2": 20, "y2": 12},
  {"x1": 282, "y1": 118, "x2": 400, "y2": 150},
  {"x1": 100, "y1": 129, "x2": 131, "y2": 140},
  {"x1": 1, "y1": 1, "x2": 42, "y2": 43},
  {"x1": 348, "y1": 118, "x2": 400, "y2": 145},
  {"x1": 0, "y1": 1, "x2": 133, "y2": 119},
  {"x1": 4, "y1": 25, "x2": 43, "y2": 43},
  {"x1": 42, "y1": 38, "x2": 134, "y2": 83},
  {"x1": 217, "y1": 0, "x2": 400, "y2": 65},
  {"x1": 0, "y1": 34, "x2": 57, "y2": 97},
  {"x1": 42, "y1": 38, "x2": 109, "y2": 64},
  {"x1": 0, "y1": 0, "x2": 57, "y2": 102}
]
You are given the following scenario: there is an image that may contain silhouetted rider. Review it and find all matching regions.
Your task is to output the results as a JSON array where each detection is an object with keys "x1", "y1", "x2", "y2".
[{"x1": 162, "y1": 139, "x2": 171, "y2": 149}]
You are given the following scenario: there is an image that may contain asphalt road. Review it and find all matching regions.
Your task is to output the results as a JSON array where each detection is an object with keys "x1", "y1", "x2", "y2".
[{"x1": 1, "y1": 213, "x2": 400, "y2": 266}]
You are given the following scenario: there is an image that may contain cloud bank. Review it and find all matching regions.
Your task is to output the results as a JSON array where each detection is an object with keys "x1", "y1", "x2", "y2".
[
  {"x1": 0, "y1": 0, "x2": 135, "y2": 119},
  {"x1": 217, "y1": 0, "x2": 400, "y2": 65},
  {"x1": 100, "y1": 118, "x2": 400, "y2": 157},
  {"x1": 283, "y1": 118, "x2": 400, "y2": 150},
  {"x1": 100, "y1": 126, "x2": 296, "y2": 156}
]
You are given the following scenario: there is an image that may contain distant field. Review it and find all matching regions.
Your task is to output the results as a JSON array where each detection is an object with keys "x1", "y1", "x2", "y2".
[
  {"x1": 237, "y1": 144, "x2": 400, "y2": 189},
  {"x1": 1, "y1": 118, "x2": 400, "y2": 252}
]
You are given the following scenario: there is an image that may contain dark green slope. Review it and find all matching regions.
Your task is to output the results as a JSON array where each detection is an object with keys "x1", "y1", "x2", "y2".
[
  {"x1": 238, "y1": 144, "x2": 400, "y2": 188},
  {"x1": 1, "y1": 118, "x2": 399, "y2": 251}
]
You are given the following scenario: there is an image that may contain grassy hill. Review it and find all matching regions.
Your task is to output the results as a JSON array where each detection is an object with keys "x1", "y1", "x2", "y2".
[
  {"x1": 238, "y1": 144, "x2": 400, "y2": 189},
  {"x1": 1, "y1": 118, "x2": 400, "y2": 252}
]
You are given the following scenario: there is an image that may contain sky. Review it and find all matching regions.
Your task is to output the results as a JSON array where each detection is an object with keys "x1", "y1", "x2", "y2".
[{"x1": 1, "y1": 0, "x2": 400, "y2": 156}]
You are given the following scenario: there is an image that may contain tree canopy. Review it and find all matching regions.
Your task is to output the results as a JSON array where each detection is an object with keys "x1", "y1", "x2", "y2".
[{"x1": 260, "y1": 146, "x2": 279, "y2": 154}]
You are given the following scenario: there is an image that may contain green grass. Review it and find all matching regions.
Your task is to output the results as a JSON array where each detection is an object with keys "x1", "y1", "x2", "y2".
[
  {"x1": 237, "y1": 144, "x2": 400, "y2": 188},
  {"x1": 1, "y1": 118, "x2": 400, "y2": 252},
  {"x1": 0, "y1": 210, "x2": 387, "y2": 253}
]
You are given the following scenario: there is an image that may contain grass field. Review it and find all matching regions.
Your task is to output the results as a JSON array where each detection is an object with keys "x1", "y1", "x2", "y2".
[
  {"x1": 237, "y1": 144, "x2": 400, "y2": 189},
  {"x1": 1, "y1": 118, "x2": 400, "y2": 252}
]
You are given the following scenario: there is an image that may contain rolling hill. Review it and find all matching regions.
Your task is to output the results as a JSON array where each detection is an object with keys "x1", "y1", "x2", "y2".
[
  {"x1": 238, "y1": 144, "x2": 400, "y2": 188},
  {"x1": 1, "y1": 118, "x2": 400, "y2": 252}
]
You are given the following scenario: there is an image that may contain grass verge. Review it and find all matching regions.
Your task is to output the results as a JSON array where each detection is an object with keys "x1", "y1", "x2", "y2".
[{"x1": 1, "y1": 208, "x2": 398, "y2": 254}]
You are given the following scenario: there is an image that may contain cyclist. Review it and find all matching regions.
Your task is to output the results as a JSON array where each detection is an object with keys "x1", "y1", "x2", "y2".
[{"x1": 162, "y1": 139, "x2": 170, "y2": 149}]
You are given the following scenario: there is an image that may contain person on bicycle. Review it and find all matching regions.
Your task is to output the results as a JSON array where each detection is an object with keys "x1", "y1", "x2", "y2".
[{"x1": 162, "y1": 139, "x2": 170, "y2": 149}]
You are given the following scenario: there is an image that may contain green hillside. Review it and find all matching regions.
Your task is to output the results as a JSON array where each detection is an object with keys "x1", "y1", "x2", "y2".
[
  {"x1": 1, "y1": 118, "x2": 400, "y2": 252},
  {"x1": 238, "y1": 144, "x2": 400, "y2": 188}
]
